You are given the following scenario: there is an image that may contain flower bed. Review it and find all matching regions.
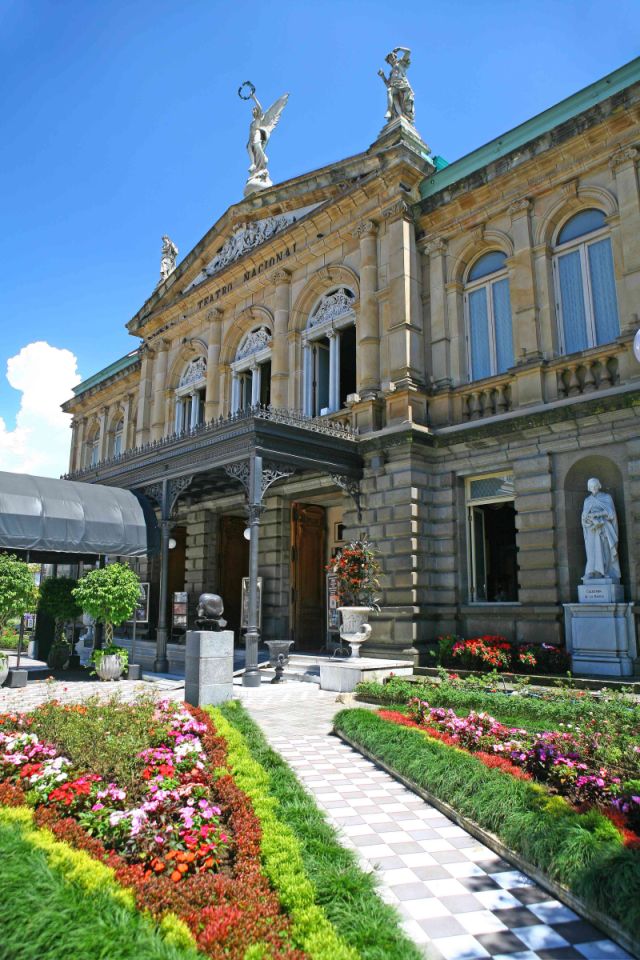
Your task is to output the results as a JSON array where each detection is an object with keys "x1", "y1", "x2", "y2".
[
  {"x1": 333, "y1": 708, "x2": 640, "y2": 946},
  {"x1": 437, "y1": 633, "x2": 571, "y2": 674}
]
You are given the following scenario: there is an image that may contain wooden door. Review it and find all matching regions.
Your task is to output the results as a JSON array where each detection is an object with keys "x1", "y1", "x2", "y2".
[
  {"x1": 291, "y1": 503, "x2": 326, "y2": 650},
  {"x1": 219, "y1": 516, "x2": 249, "y2": 635}
]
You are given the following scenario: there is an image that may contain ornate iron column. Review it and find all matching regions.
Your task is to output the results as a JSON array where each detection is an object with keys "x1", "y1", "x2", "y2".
[{"x1": 144, "y1": 476, "x2": 192, "y2": 673}]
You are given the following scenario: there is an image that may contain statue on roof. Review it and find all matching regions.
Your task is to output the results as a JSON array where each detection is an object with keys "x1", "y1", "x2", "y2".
[
  {"x1": 378, "y1": 47, "x2": 415, "y2": 125},
  {"x1": 238, "y1": 81, "x2": 289, "y2": 196},
  {"x1": 159, "y1": 235, "x2": 178, "y2": 284}
]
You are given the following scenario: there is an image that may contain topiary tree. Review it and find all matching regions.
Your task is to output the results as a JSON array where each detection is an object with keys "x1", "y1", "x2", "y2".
[
  {"x1": 72, "y1": 563, "x2": 141, "y2": 645},
  {"x1": 0, "y1": 554, "x2": 38, "y2": 632},
  {"x1": 38, "y1": 577, "x2": 82, "y2": 639}
]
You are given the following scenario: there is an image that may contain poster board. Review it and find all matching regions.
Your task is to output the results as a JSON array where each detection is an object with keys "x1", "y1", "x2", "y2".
[
  {"x1": 172, "y1": 591, "x2": 188, "y2": 630},
  {"x1": 127, "y1": 582, "x2": 149, "y2": 623},
  {"x1": 326, "y1": 573, "x2": 340, "y2": 633},
  {"x1": 241, "y1": 577, "x2": 263, "y2": 630}
]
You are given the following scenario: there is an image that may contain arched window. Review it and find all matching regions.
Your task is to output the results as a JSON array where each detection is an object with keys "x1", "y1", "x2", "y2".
[
  {"x1": 112, "y1": 417, "x2": 124, "y2": 457},
  {"x1": 553, "y1": 208, "x2": 619, "y2": 354},
  {"x1": 464, "y1": 251, "x2": 514, "y2": 381},
  {"x1": 175, "y1": 357, "x2": 206, "y2": 432},
  {"x1": 86, "y1": 426, "x2": 100, "y2": 467},
  {"x1": 231, "y1": 326, "x2": 272, "y2": 413},
  {"x1": 302, "y1": 288, "x2": 356, "y2": 416}
]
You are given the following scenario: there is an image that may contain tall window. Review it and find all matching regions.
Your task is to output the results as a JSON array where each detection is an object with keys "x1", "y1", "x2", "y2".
[
  {"x1": 175, "y1": 357, "x2": 206, "y2": 432},
  {"x1": 466, "y1": 473, "x2": 519, "y2": 603},
  {"x1": 112, "y1": 418, "x2": 124, "y2": 457},
  {"x1": 465, "y1": 251, "x2": 514, "y2": 381},
  {"x1": 303, "y1": 288, "x2": 356, "y2": 416},
  {"x1": 553, "y1": 208, "x2": 619, "y2": 354},
  {"x1": 231, "y1": 326, "x2": 272, "y2": 413},
  {"x1": 88, "y1": 429, "x2": 100, "y2": 467}
]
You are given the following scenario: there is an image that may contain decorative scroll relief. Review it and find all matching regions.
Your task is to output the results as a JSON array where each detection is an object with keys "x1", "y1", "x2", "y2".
[
  {"x1": 236, "y1": 326, "x2": 272, "y2": 361},
  {"x1": 308, "y1": 288, "x2": 356, "y2": 329},
  {"x1": 185, "y1": 204, "x2": 320, "y2": 292},
  {"x1": 179, "y1": 357, "x2": 207, "y2": 387}
]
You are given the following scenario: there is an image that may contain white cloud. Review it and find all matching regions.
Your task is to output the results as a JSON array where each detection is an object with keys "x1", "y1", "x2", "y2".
[{"x1": 0, "y1": 341, "x2": 81, "y2": 478}]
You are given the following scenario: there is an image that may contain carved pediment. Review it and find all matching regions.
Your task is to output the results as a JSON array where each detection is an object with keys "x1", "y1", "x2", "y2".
[
  {"x1": 308, "y1": 288, "x2": 356, "y2": 329},
  {"x1": 179, "y1": 357, "x2": 207, "y2": 387}
]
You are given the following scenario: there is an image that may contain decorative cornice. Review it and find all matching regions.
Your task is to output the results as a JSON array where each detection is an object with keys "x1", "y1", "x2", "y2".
[
  {"x1": 352, "y1": 219, "x2": 378, "y2": 240},
  {"x1": 609, "y1": 145, "x2": 639, "y2": 171},
  {"x1": 382, "y1": 199, "x2": 413, "y2": 223}
]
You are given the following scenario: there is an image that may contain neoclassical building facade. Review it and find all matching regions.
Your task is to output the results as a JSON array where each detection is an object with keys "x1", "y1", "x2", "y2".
[{"x1": 63, "y1": 58, "x2": 640, "y2": 664}]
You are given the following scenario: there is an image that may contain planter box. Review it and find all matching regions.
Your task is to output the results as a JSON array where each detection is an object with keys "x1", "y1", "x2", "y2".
[{"x1": 5, "y1": 669, "x2": 27, "y2": 688}]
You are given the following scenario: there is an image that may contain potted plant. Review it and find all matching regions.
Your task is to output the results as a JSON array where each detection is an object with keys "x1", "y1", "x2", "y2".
[
  {"x1": 73, "y1": 563, "x2": 141, "y2": 681},
  {"x1": 326, "y1": 539, "x2": 381, "y2": 658},
  {"x1": 38, "y1": 577, "x2": 82, "y2": 670},
  {"x1": 0, "y1": 554, "x2": 38, "y2": 687}
]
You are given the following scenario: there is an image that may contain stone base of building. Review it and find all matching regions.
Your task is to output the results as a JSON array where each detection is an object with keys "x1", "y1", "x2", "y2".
[
  {"x1": 319, "y1": 657, "x2": 413, "y2": 693},
  {"x1": 564, "y1": 602, "x2": 637, "y2": 677}
]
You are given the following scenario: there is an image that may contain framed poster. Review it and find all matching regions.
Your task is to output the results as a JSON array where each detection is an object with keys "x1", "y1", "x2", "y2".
[
  {"x1": 326, "y1": 573, "x2": 340, "y2": 633},
  {"x1": 241, "y1": 577, "x2": 263, "y2": 630},
  {"x1": 172, "y1": 591, "x2": 188, "y2": 629},
  {"x1": 127, "y1": 582, "x2": 150, "y2": 623}
]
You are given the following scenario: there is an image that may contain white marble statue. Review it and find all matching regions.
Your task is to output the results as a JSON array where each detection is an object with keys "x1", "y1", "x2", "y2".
[
  {"x1": 159, "y1": 235, "x2": 178, "y2": 283},
  {"x1": 378, "y1": 46, "x2": 415, "y2": 125},
  {"x1": 239, "y1": 82, "x2": 289, "y2": 194},
  {"x1": 581, "y1": 477, "x2": 621, "y2": 581}
]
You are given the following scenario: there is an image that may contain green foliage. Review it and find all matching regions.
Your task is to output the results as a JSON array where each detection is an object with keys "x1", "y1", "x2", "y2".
[
  {"x1": 333, "y1": 708, "x2": 640, "y2": 940},
  {"x1": 0, "y1": 806, "x2": 199, "y2": 960},
  {"x1": 73, "y1": 563, "x2": 140, "y2": 642},
  {"x1": 326, "y1": 539, "x2": 382, "y2": 609},
  {"x1": 27, "y1": 694, "x2": 157, "y2": 800},
  {"x1": 0, "y1": 553, "x2": 38, "y2": 631},
  {"x1": 0, "y1": 626, "x2": 20, "y2": 650},
  {"x1": 38, "y1": 577, "x2": 82, "y2": 627},
  {"x1": 216, "y1": 700, "x2": 423, "y2": 960},
  {"x1": 90, "y1": 644, "x2": 130, "y2": 675}
]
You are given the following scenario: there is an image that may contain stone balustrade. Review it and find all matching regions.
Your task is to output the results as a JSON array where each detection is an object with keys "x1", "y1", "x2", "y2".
[
  {"x1": 552, "y1": 353, "x2": 620, "y2": 399},
  {"x1": 459, "y1": 379, "x2": 513, "y2": 421}
]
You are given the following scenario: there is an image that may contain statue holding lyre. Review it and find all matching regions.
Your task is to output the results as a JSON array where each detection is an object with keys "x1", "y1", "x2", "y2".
[{"x1": 238, "y1": 81, "x2": 289, "y2": 195}]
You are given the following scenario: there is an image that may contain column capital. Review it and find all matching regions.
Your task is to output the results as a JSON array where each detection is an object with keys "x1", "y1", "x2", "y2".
[
  {"x1": 610, "y1": 145, "x2": 639, "y2": 172},
  {"x1": 206, "y1": 307, "x2": 224, "y2": 322},
  {"x1": 352, "y1": 219, "x2": 378, "y2": 240},
  {"x1": 269, "y1": 267, "x2": 291, "y2": 285},
  {"x1": 382, "y1": 199, "x2": 414, "y2": 223},
  {"x1": 139, "y1": 341, "x2": 156, "y2": 360},
  {"x1": 508, "y1": 197, "x2": 532, "y2": 218},
  {"x1": 421, "y1": 236, "x2": 448, "y2": 256}
]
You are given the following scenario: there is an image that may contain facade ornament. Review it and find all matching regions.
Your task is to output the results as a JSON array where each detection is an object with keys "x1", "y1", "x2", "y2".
[
  {"x1": 179, "y1": 357, "x2": 207, "y2": 387},
  {"x1": 144, "y1": 475, "x2": 192, "y2": 519},
  {"x1": 423, "y1": 236, "x2": 447, "y2": 256},
  {"x1": 471, "y1": 223, "x2": 485, "y2": 244},
  {"x1": 353, "y1": 219, "x2": 378, "y2": 240},
  {"x1": 561, "y1": 178, "x2": 579, "y2": 199},
  {"x1": 582, "y1": 478, "x2": 621, "y2": 581},
  {"x1": 308, "y1": 289, "x2": 356, "y2": 329},
  {"x1": 382, "y1": 199, "x2": 413, "y2": 222},
  {"x1": 269, "y1": 267, "x2": 291, "y2": 285},
  {"x1": 261, "y1": 462, "x2": 295, "y2": 497},
  {"x1": 508, "y1": 197, "x2": 531, "y2": 217},
  {"x1": 206, "y1": 307, "x2": 224, "y2": 322},
  {"x1": 378, "y1": 46, "x2": 415, "y2": 125},
  {"x1": 236, "y1": 326, "x2": 272, "y2": 361},
  {"x1": 159, "y1": 236, "x2": 178, "y2": 284},
  {"x1": 224, "y1": 461, "x2": 251, "y2": 497},
  {"x1": 239, "y1": 81, "x2": 289, "y2": 196},
  {"x1": 331, "y1": 473, "x2": 363, "y2": 521},
  {"x1": 609, "y1": 145, "x2": 639, "y2": 171}
]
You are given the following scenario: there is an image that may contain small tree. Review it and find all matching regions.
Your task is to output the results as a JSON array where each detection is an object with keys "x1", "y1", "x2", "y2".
[
  {"x1": 0, "y1": 554, "x2": 38, "y2": 632},
  {"x1": 38, "y1": 577, "x2": 82, "y2": 639},
  {"x1": 73, "y1": 563, "x2": 141, "y2": 645}
]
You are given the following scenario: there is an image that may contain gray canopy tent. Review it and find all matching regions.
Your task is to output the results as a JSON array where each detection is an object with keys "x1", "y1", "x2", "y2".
[{"x1": 0, "y1": 470, "x2": 156, "y2": 561}]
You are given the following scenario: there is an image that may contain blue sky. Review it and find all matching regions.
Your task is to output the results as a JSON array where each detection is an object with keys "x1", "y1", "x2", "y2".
[{"x1": 0, "y1": 0, "x2": 638, "y2": 474}]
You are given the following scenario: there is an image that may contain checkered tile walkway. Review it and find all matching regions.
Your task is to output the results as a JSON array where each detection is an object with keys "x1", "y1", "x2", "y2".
[{"x1": 235, "y1": 682, "x2": 630, "y2": 960}]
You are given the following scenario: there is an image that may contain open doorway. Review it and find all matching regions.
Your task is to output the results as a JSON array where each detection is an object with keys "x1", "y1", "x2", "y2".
[
  {"x1": 290, "y1": 502, "x2": 326, "y2": 650},
  {"x1": 218, "y1": 516, "x2": 249, "y2": 635}
]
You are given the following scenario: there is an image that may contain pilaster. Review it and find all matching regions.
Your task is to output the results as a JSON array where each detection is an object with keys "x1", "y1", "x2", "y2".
[
  {"x1": 610, "y1": 146, "x2": 640, "y2": 334},
  {"x1": 270, "y1": 268, "x2": 291, "y2": 409},
  {"x1": 150, "y1": 340, "x2": 169, "y2": 441},
  {"x1": 353, "y1": 220, "x2": 380, "y2": 399},
  {"x1": 136, "y1": 343, "x2": 155, "y2": 446},
  {"x1": 205, "y1": 309, "x2": 223, "y2": 420}
]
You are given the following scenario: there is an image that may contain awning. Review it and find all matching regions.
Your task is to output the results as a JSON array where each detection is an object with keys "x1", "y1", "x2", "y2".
[{"x1": 0, "y1": 471, "x2": 152, "y2": 558}]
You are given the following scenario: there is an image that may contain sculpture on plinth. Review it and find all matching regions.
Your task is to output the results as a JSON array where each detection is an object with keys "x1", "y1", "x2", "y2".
[
  {"x1": 195, "y1": 593, "x2": 227, "y2": 631},
  {"x1": 159, "y1": 236, "x2": 178, "y2": 284},
  {"x1": 378, "y1": 46, "x2": 415, "y2": 125},
  {"x1": 581, "y1": 478, "x2": 621, "y2": 581},
  {"x1": 239, "y1": 81, "x2": 289, "y2": 196}
]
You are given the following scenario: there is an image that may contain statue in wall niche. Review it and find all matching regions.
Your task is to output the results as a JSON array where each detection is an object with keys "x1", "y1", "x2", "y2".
[
  {"x1": 159, "y1": 235, "x2": 178, "y2": 283},
  {"x1": 238, "y1": 81, "x2": 289, "y2": 194},
  {"x1": 581, "y1": 477, "x2": 621, "y2": 581},
  {"x1": 378, "y1": 47, "x2": 415, "y2": 125}
]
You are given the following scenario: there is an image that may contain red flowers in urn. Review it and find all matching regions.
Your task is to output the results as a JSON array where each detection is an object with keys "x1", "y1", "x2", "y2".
[{"x1": 326, "y1": 539, "x2": 382, "y2": 609}]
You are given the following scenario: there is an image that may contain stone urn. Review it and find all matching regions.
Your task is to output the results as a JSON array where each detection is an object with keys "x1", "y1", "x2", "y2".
[
  {"x1": 265, "y1": 639, "x2": 294, "y2": 683},
  {"x1": 94, "y1": 653, "x2": 125, "y2": 681},
  {"x1": 0, "y1": 654, "x2": 8, "y2": 687},
  {"x1": 338, "y1": 607, "x2": 372, "y2": 659}
]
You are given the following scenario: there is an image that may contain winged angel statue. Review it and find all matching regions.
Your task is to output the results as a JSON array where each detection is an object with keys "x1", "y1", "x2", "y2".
[{"x1": 240, "y1": 82, "x2": 289, "y2": 195}]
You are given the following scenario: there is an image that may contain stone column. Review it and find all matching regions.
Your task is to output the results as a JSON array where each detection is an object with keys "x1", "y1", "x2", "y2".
[
  {"x1": 97, "y1": 406, "x2": 109, "y2": 461},
  {"x1": 205, "y1": 308, "x2": 223, "y2": 420},
  {"x1": 230, "y1": 374, "x2": 240, "y2": 414},
  {"x1": 328, "y1": 330, "x2": 339, "y2": 411},
  {"x1": 610, "y1": 147, "x2": 640, "y2": 334},
  {"x1": 136, "y1": 344, "x2": 155, "y2": 445},
  {"x1": 302, "y1": 342, "x2": 313, "y2": 415},
  {"x1": 250, "y1": 360, "x2": 260, "y2": 406},
  {"x1": 423, "y1": 237, "x2": 450, "y2": 386},
  {"x1": 73, "y1": 417, "x2": 86, "y2": 471},
  {"x1": 509, "y1": 198, "x2": 544, "y2": 406},
  {"x1": 120, "y1": 394, "x2": 132, "y2": 453},
  {"x1": 68, "y1": 419, "x2": 78, "y2": 473},
  {"x1": 353, "y1": 220, "x2": 379, "y2": 398},
  {"x1": 150, "y1": 340, "x2": 169, "y2": 441},
  {"x1": 270, "y1": 269, "x2": 291, "y2": 409}
]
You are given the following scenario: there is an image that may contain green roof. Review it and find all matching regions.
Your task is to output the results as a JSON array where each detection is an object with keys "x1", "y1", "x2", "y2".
[
  {"x1": 73, "y1": 350, "x2": 139, "y2": 397},
  {"x1": 419, "y1": 57, "x2": 640, "y2": 201}
]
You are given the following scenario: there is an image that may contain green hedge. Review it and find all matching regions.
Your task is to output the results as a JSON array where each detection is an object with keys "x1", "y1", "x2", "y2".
[
  {"x1": 215, "y1": 700, "x2": 422, "y2": 960},
  {"x1": 333, "y1": 708, "x2": 640, "y2": 941}
]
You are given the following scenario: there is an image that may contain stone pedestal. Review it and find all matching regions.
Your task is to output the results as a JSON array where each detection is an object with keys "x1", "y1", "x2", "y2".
[
  {"x1": 564, "y1": 603, "x2": 637, "y2": 677},
  {"x1": 578, "y1": 577, "x2": 624, "y2": 604},
  {"x1": 319, "y1": 657, "x2": 412, "y2": 693},
  {"x1": 185, "y1": 630, "x2": 233, "y2": 707}
]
